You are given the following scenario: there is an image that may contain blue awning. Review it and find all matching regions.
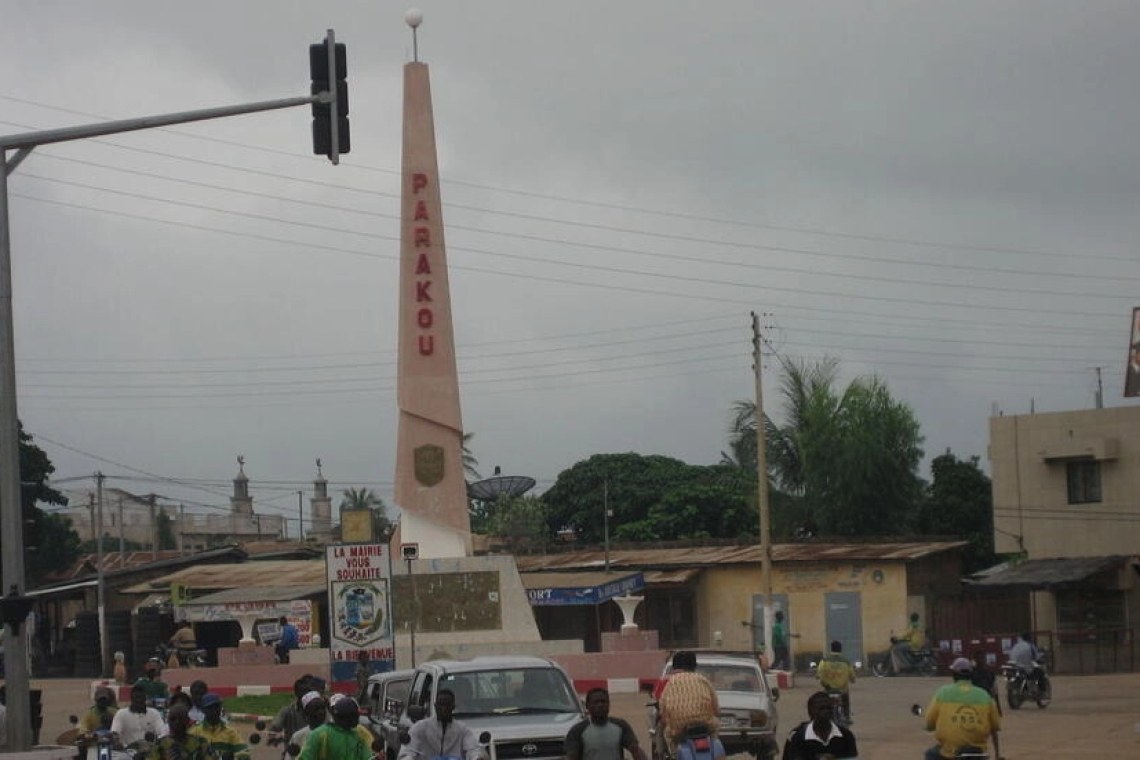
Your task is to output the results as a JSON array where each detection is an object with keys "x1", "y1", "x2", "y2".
[{"x1": 521, "y1": 571, "x2": 644, "y2": 606}]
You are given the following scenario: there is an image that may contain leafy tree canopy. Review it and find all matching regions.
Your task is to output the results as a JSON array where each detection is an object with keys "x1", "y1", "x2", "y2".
[
  {"x1": 8, "y1": 422, "x2": 78, "y2": 585},
  {"x1": 726, "y1": 357, "x2": 925, "y2": 537},
  {"x1": 339, "y1": 487, "x2": 394, "y2": 542},
  {"x1": 543, "y1": 453, "x2": 759, "y2": 543},
  {"x1": 915, "y1": 451, "x2": 997, "y2": 572}
]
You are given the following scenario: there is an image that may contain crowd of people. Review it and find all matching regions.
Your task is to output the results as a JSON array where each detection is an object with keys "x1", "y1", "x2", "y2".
[
  {"x1": 57, "y1": 625, "x2": 1044, "y2": 760},
  {"x1": 71, "y1": 666, "x2": 379, "y2": 760}
]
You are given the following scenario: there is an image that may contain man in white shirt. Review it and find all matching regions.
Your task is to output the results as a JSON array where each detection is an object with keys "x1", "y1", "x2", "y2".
[{"x1": 111, "y1": 684, "x2": 168, "y2": 749}]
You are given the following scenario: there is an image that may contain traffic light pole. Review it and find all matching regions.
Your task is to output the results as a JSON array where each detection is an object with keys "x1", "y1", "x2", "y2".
[{"x1": 0, "y1": 88, "x2": 329, "y2": 753}]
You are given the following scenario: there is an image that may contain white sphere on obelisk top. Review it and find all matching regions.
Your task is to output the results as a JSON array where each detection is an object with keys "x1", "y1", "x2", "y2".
[{"x1": 405, "y1": 9, "x2": 423, "y2": 28}]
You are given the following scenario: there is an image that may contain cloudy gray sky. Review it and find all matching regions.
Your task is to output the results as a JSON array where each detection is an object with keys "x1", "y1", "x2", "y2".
[{"x1": 5, "y1": 1, "x2": 1138, "y2": 535}]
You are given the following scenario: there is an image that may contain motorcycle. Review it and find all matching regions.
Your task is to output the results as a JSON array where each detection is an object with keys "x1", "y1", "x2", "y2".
[
  {"x1": 825, "y1": 690, "x2": 851, "y2": 728},
  {"x1": 1001, "y1": 660, "x2": 1051, "y2": 709},
  {"x1": 674, "y1": 725, "x2": 720, "y2": 760},
  {"x1": 911, "y1": 705, "x2": 990, "y2": 759},
  {"x1": 871, "y1": 639, "x2": 937, "y2": 677},
  {"x1": 155, "y1": 642, "x2": 207, "y2": 668}
]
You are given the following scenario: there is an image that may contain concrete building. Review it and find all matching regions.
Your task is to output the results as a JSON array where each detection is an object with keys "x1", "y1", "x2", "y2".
[
  {"x1": 984, "y1": 405, "x2": 1140, "y2": 672},
  {"x1": 990, "y1": 405, "x2": 1140, "y2": 557}
]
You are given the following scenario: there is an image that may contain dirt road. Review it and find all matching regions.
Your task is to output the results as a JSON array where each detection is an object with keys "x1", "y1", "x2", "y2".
[{"x1": 24, "y1": 672, "x2": 1140, "y2": 759}]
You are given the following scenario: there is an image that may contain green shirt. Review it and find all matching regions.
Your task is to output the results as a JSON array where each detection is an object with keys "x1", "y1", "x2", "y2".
[
  {"x1": 772, "y1": 621, "x2": 787, "y2": 648},
  {"x1": 299, "y1": 724, "x2": 373, "y2": 760},
  {"x1": 133, "y1": 676, "x2": 170, "y2": 701}
]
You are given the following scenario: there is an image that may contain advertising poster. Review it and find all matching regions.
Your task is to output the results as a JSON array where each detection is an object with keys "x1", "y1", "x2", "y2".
[{"x1": 326, "y1": 543, "x2": 394, "y2": 682}]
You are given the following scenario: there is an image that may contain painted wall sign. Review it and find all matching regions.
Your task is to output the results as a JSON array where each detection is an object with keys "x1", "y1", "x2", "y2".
[{"x1": 326, "y1": 543, "x2": 394, "y2": 681}]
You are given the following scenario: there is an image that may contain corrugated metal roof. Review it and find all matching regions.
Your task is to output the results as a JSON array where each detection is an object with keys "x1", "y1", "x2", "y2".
[
  {"x1": 643, "y1": 568, "x2": 701, "y2": 584},
  {"x1": 185, "y1": 584, "x2": 327, "y2": 605},
  {"x1": 120, "y1": 560, "x2": 327, "y2": 594},
  {"x1": 519, "y1": 571, "x2": 640, "y2": 590},
  {"x1": 514, "y1": 541, "x2": 966, "y2": 572},
  {"x1": 969, "y1": 555, "x2": 1136, "y2": 589}
]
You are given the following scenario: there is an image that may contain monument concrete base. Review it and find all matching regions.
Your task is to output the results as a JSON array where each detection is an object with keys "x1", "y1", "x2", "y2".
[{"x1": 391, "y1": 554, "x2": 583, "y2": 668}]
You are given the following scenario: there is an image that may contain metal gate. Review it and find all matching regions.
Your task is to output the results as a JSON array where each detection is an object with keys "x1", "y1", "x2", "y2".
[{"x1": 824, "y1": 591, "x2": 864, "y2": 665}]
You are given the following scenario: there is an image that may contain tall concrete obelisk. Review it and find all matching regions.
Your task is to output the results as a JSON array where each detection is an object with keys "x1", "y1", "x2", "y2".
[{"x1": 394, "y1": 10, "x2": 471, "y2": 558}]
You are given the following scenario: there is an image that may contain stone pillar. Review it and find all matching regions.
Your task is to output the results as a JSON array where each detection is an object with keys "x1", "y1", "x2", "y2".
[{"x1": 393, "y1": 61, "x2": 471, "y2": 559}]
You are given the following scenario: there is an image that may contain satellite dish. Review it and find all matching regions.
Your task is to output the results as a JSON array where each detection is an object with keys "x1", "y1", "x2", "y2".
[{"x1": 467, "y1": 475, "x2": 536, "y2": 501}]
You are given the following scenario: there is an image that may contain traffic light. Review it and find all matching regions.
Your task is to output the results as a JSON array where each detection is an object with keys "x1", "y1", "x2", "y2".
[{"x1": 310, "y1": 31, "x2": 349, "y2": 162}]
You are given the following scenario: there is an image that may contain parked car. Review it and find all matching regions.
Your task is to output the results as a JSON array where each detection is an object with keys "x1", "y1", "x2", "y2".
[
  {"x1": 362, "y1": 668, "x2": 416, "y2": 758},
  {"x1": 646, "y1": 650, "x2": 779, "y2": 760},
  {"x1": 383, "y1": 655, "x2": 585, "y2": 760}
]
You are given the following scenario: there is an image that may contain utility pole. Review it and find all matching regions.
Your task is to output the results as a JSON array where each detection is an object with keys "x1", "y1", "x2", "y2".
[
  {"x1": 117, "y1": 497, "x2": 124, "y2": 556},
  {"x1": 1094, "y1": 367, "x2": 1104, "y2": 409},
  {"x1": 298, "y1": 490, "x2": 304, "y2": 541},
  {"x1": 149, "y1": 494, "x2": 157, "y2": 560},
  {"x1": 95, "y1": 472, "x2": 109, "y2": 677},
  {"x1": 603, "y1": 478, "x2": 611, "y2": 574},
  {"x1": 751, "y1": 311, "x2": 774, "y2": 665},
  {"x1": 179, "y1": 504, "x2": 185, "y2": 556}
]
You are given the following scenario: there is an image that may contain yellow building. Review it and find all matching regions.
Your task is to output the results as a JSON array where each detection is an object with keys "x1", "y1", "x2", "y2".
[{"x1": 517, "y1": 541, "x2": 964, "y2": 668}]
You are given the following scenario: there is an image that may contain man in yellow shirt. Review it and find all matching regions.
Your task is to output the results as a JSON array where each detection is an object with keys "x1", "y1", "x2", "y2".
[
  {"x1": 815, "y1": 641, "x2": 855, "y2": 724},
  {"x1": 891, "y1": 613, "x2": 925, "y2": 674},
  {"x1": 190, "y1": 694, "x2": 249, "y2": 760},
  {"x1": 923, "y1": 658, "x2": 1002, "y2": 760}
]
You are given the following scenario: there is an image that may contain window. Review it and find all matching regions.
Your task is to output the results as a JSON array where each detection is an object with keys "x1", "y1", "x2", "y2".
[{"x1": 1066, "y1": 461, "x2": 1102, "y2": 504}]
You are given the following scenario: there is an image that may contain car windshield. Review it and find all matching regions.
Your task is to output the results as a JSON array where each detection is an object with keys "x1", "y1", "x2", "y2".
[
  {"x1": 696, "y1": 663, "x2": 762, "y2": 692},
  {"x1": 442, "y1": 667, "x2": 580, "y2": 716}
]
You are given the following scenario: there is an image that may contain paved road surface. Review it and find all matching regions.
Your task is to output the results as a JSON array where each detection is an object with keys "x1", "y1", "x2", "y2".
[{"x1": 24, "y1": 672, "x2": 1140, "y2": 759}]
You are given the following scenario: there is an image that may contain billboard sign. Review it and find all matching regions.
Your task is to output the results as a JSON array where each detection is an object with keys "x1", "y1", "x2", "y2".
[{"x1": 326, "y1": 543, "x2": 394, "y2": 681}]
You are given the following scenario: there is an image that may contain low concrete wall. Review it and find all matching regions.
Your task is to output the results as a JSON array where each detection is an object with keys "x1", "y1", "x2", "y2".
[{"x1": 550, "y1": 650, "x2": 666, "y2": 689}]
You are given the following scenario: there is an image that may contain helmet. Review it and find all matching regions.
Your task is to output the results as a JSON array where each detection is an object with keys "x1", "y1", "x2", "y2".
[{"x1": 330, "y1": 696, "x2": 359, "y2": 717}]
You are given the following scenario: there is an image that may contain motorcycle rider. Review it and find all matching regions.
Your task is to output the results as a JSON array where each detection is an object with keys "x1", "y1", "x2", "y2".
[
  {"x1": 78, "y1": 687, "x2": 119, "y2": 760},
  {"x1": 190, "y1": 693, "x2": 250, "y2": 759},
  {"x1": 133, "y1": 659, "x2": 169, "y2": 702},
  {"x1": 148, "y1": 704, "x2": 212, "y2": 760},
  {"x1": 969, "y1": 651, "x2": 1002, "y2": 717},
  {"x1": 890, "y1": 612, "x2": 925, "y2": 674},
  {"x1": 169, "y1": 621, "x2": 199, "y2": 666},
  {"x1": 111, "y1": 684, "x2": 168, "y2": 751},
  {"x1": 1007, "y1": 632, "x2": 1047, "y2": 693},
  {"x1": 396, "y1": 689, "x2": 485, "y2": 760},
  {"x1": 270, "y1": 676, "x2": 315, "y2": 749},
  {"x1": 816, "y1": 641, "x2": 855, "y2": 723},
  {"x1": 283, "y1": 691, "x2": 327, "y2": 758},
  {"x1": 923, "y1": 658, "x2": 1002, "y2": 760},
  {"x1": 782, "y1": 691, "x2": 858, "y2": 760},
  {"x1": 565, "y1": 687, "x2": 650, "y2": 760},
  {"x1": 657, "y1": 651, "x2": 719, "y2": 752}
]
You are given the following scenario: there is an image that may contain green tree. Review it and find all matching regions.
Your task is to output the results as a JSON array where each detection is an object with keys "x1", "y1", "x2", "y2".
[
  {"x1": 10, "y1": 423, "x2": 78, "y2": 585},
  {"x1": 78, "y1": 536, "x2": 147, "y2": 554},
  {"x1": 489, "y1": 495, "x2": 548, "y2": 552},
  {"x1": 726, "y1": 357, "x2": 925, "y2": 536},
  {"x1": 157, "y1": 510, "x2": 177, "y2": 549},
  {"x1": 914, "y1": 451, "x2": 996, "y2": 572},
  {"x1": 543, "y1": 453, "x2": 758, "y2": 542}
]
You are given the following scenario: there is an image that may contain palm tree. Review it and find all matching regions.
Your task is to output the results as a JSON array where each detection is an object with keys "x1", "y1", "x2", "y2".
[
  {"x1": 724, "y1": 356, "x2": 840, "y2": 494},
  {"x1": 340, "y1": 487, "x2": 381, "y2": 510},
  {"x1": 462, "y1": 431, "x2": 481, "y2": 480}
]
